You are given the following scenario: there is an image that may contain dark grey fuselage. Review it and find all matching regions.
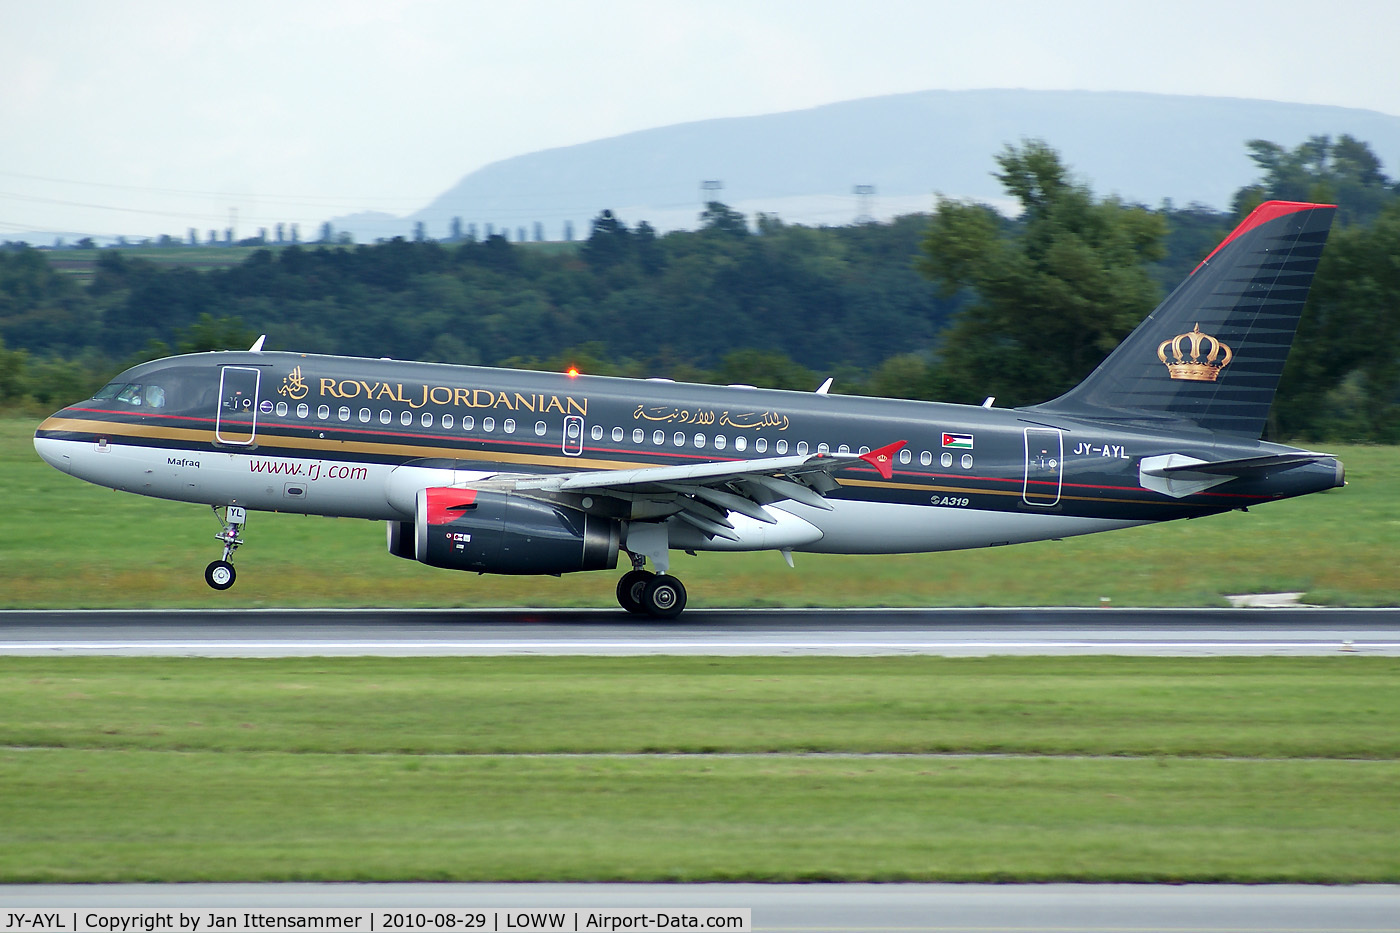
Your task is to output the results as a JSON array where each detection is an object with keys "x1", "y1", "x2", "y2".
[{"x1": 34, "y1": 350, "x2": 1343, "y2": 556}]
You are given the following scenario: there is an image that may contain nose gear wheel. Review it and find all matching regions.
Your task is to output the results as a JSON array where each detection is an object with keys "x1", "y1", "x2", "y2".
[{"x1": 206, "y1": 505, "x2": 246, "y2": 591}]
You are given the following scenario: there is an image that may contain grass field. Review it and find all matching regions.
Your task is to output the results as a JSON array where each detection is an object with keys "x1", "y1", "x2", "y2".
[
  {"x1": 5, "y1": 417, "x2": 1398, "y2": 607},
  {"x1": 2, "y1": 656, "x2": 1397, "y2": 883},
  {"x1": 5, "y1": 413, "x2": 1400, "y2": 883}
]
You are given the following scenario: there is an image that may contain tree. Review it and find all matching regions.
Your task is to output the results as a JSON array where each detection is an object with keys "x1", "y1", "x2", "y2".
[
  {"x1": 1232, "y1": 135, "x2": 1395, "y2": 225},
  {"x1": 919, "y1": 140, "x2": 1166, "y2": 406},
  {"x1": 699, "y1": 201, "x2": 748, "y2": 237},
  {"x1": 633, "y1": 221, "x2": 664, "y2": 274},
  {"x1": 0, "y1": 336, "x2": 26, "y2": 403},
  {"x1": 1273, "y1": 198, "x2": 1400, "y2": 441},
  {"x1": 581, "y1": 210, "x2": 632, "y2": 271}
]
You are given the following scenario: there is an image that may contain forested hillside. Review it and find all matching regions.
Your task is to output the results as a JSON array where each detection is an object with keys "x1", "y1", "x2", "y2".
[{"x1": 3, "y1": 136, "x2": 1397, "y2": 442}]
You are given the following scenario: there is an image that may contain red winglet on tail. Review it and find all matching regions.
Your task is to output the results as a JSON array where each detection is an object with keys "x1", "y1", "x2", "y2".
[{"x1": 859, "y1": 441, "x2": 907, "y2": 480}]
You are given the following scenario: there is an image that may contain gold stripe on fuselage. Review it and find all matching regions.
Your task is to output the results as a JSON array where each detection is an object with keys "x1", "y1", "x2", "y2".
[{"x1": 40, "y1": 416, "x2": 640, "y2": 473}]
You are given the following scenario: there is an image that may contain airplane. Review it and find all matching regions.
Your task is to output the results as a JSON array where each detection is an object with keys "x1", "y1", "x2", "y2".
[{"x1": 33, "y1": 200, "x2": 1344, "y2": 617}]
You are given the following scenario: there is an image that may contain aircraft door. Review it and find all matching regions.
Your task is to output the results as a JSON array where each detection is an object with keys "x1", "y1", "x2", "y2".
[
  {"x1": 216, "y1": 366, "x2": 261, "y2": 446},
  {"x1": 562, "y1": 415, "x2": 584, "y2": 456},
  {"x1": 1022, "y1": 427, "x2": 1063, "y2": 506}
]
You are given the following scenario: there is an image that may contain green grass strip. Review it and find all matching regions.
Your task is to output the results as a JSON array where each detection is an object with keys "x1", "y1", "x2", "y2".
[
  {"x1": 2, "y1": 750, "x2": 1396, "y2": 883},
  {"x1": 3, "y1": 656, "x2": 1399, "y2": 882},
  {"x1": 3, "y1": 656, "x2": 1398, "y2": 758}
]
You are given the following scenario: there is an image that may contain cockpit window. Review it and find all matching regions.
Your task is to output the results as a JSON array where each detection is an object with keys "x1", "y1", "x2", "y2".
[
  {"x1": 89, "y1": 366, "x2": 217, "y2": 414},
  {"x1": 96, "y1": 381, "x2": 169, "y2": 409}
]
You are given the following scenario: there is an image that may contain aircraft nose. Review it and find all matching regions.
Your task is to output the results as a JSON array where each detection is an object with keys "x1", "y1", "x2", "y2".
[{"x1": 34, "y1": 416, "x2": 74, "y2": 474}]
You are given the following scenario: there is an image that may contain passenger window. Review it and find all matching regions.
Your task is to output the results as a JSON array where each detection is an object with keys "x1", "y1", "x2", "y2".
[
  {"x1": 797, "y1": 441, "x2": 809, "y2": 455},
  {"x1": 899, "y1": 449, "x2": 911, "y2": 464},
  {"x1": 673, "y1": 432, "x2": 685, "y2": 446},
  {"x1": 421, "y1": 412, "x2": 433, "y2": 427},
  {"x1": 774, "y1": 439, "x2": 785, "y2": 454},
  {"x1": 714, "y1": 435, "x2": 727, "y2": 450},
  {"x1": 858, "y1": 446, "x2": 869, "y2": 455},
  {"x1": 612, "y1": 427, "x2": 624, "y2": 442},
  {"x1": 338, "y1": 407, "x2": 351, "y2": 422},
  {"x1": 462, "y1": 415, "x2": 474, "y2": 431},
  {"x1": 921, "y1": 451, "x2": 933, "y2": 466},
  {"x1": 838, "y1": 444, "x2": 851, "y2": 454},
  {"x1": 653, "y1": 430, "x2": 664, "y2": 445},
  {"x1": 359, "y1": 408, "x2": 371, "y2": 423},
  {"x1": 734, "y1": 436, "x2": 746, "y2": 451},
  {"x1": 379, "y1": 410, "x2": 391, "y2": 424},
  {"x1": 632, "y1": 428, "x2": 643, "y2": 444},
  {"x1": 297, "y1": 404, "x2": 309, "y2": 419},
  {"x1": 483, "y1": 417, "x2": 495, "y2": 432},
  {"x1": 592, "y1": 425, "x2": 604, "y2": 441},
  {"x1": 317, "y1": 405, "x2": 330, "y2": 419},
  {"x1": 275, "y1": 401, "x2": 288, "y2": 417},
  {"x1": 536, "y1": 421, "x2": 548, "y2": 436},
  {"x1": 817, "y1": 443, "x2": 830, "y2": 455},
  {"x1": 504, "y1": 419, "x2": 516, "y2": 434},
  {"x1": 400, "y1": 411, "x2": 413, "y2": 426},
  {"x1": 442, "y1": 414, "x2": 454, "y2": 429},
  {"x1": 693, "y1": 433, "x2": 706, "y2": 448},
  {"x1": 941, "y1": 452, "x2": 953, "y2": 468}
]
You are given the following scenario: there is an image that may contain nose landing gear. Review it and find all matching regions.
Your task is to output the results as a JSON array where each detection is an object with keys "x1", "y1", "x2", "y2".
[{"x1": 205, "y1": 505, "x2": 245, "y2": 591}]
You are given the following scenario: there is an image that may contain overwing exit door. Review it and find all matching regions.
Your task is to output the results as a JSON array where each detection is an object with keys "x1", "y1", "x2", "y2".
[{"x1": 562, "y1": 415, "x2": 584, "y2": 456}]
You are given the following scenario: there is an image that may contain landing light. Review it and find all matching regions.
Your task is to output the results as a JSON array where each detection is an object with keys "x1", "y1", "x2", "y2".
[{"x1": 566, "y1": 367, "x2": 580, "y2": 378}]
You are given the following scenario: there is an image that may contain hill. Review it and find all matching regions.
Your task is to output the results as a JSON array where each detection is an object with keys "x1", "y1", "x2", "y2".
[{"x1": 332, "y1": 89, "x2": 1400, "y2": 242}]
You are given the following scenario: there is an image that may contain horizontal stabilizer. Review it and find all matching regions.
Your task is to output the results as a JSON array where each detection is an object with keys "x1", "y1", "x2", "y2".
[{"x1": 1139, "y1": 452, "x2": 1333, "y2": 498}]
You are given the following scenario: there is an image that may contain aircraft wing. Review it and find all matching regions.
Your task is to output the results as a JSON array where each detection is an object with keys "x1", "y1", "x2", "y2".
[{"x1": 487, "y1": 440, "x2": 906, "y2": 541}]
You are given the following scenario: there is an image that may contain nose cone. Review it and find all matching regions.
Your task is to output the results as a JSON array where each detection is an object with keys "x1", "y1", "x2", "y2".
[{"x1": 34, "y1": 413, "x2": 75, "y2": 474}]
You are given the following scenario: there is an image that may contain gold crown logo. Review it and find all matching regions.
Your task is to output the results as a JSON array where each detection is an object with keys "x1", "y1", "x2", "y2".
[{"x1": 1157, "y1": 324, "x2": 1232, "y2": 382}]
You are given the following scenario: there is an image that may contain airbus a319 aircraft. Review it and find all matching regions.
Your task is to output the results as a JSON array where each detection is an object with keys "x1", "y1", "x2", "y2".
[{"x1": 34, "y1": 201, "x2": 1344, "y2": 617}]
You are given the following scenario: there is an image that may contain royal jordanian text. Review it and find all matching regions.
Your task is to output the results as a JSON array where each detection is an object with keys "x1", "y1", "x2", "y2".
[
  {"x1": 315, "y1": 379, "x2": 587, "y2": 416},
  {"x1": 3, "y1": 910, "x2": 749, "y2": 933}
]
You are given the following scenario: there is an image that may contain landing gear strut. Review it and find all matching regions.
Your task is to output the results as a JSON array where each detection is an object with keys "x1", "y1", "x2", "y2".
[
  {"x1": 616, "y1": 552, "x2": 687, "y2": 618},
  {"x1": 206, "y1": 505, "x2": 245, "y2": 591}
]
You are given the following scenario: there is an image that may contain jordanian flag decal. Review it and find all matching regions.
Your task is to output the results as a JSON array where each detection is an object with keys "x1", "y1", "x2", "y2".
[{"x1": 942, "y1": 432, "x2": 974, "y2": 449}]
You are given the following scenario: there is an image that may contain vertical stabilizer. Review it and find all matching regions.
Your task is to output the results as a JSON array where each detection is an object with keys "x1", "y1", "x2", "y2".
[{"x1": 1029, "y1": 201, "x2": 1336, "y2": 437}]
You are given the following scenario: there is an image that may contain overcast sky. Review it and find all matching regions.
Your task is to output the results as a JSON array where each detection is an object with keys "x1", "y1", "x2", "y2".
[{"x1": 3, "y1": 0, "x2": 1397, "y2": 240}]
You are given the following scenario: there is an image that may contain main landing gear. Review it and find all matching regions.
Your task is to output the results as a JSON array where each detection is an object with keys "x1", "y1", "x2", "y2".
[
  {"x1": 205, "y1": 505, "x2": 246, "y2": 591},
  {"x1": 616, "y1": 553, "x2": 687, "y2": 619}
]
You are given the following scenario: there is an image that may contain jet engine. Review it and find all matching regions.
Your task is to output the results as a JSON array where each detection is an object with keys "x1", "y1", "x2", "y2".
[{"x1": 387, "y1": 487, "x2": 619, "y2": 575}]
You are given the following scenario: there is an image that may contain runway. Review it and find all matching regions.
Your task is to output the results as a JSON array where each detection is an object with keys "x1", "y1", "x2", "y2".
[
  {"x1": 1, "y1": 607, "x2": 1398, "y2": 656},
  {"x1": 4, "y1": 882, "x2": 1400, "y2": 931}
]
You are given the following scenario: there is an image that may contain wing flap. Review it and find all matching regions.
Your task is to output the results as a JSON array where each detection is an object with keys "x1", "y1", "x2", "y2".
[{"x1": 494, "y1": 441, "x2": 906, "y2": 536}]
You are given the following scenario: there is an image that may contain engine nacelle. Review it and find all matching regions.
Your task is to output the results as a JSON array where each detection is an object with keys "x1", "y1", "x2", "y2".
[{"x1": 388, "y1": 487, "x2": 619, "y2": 575}]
